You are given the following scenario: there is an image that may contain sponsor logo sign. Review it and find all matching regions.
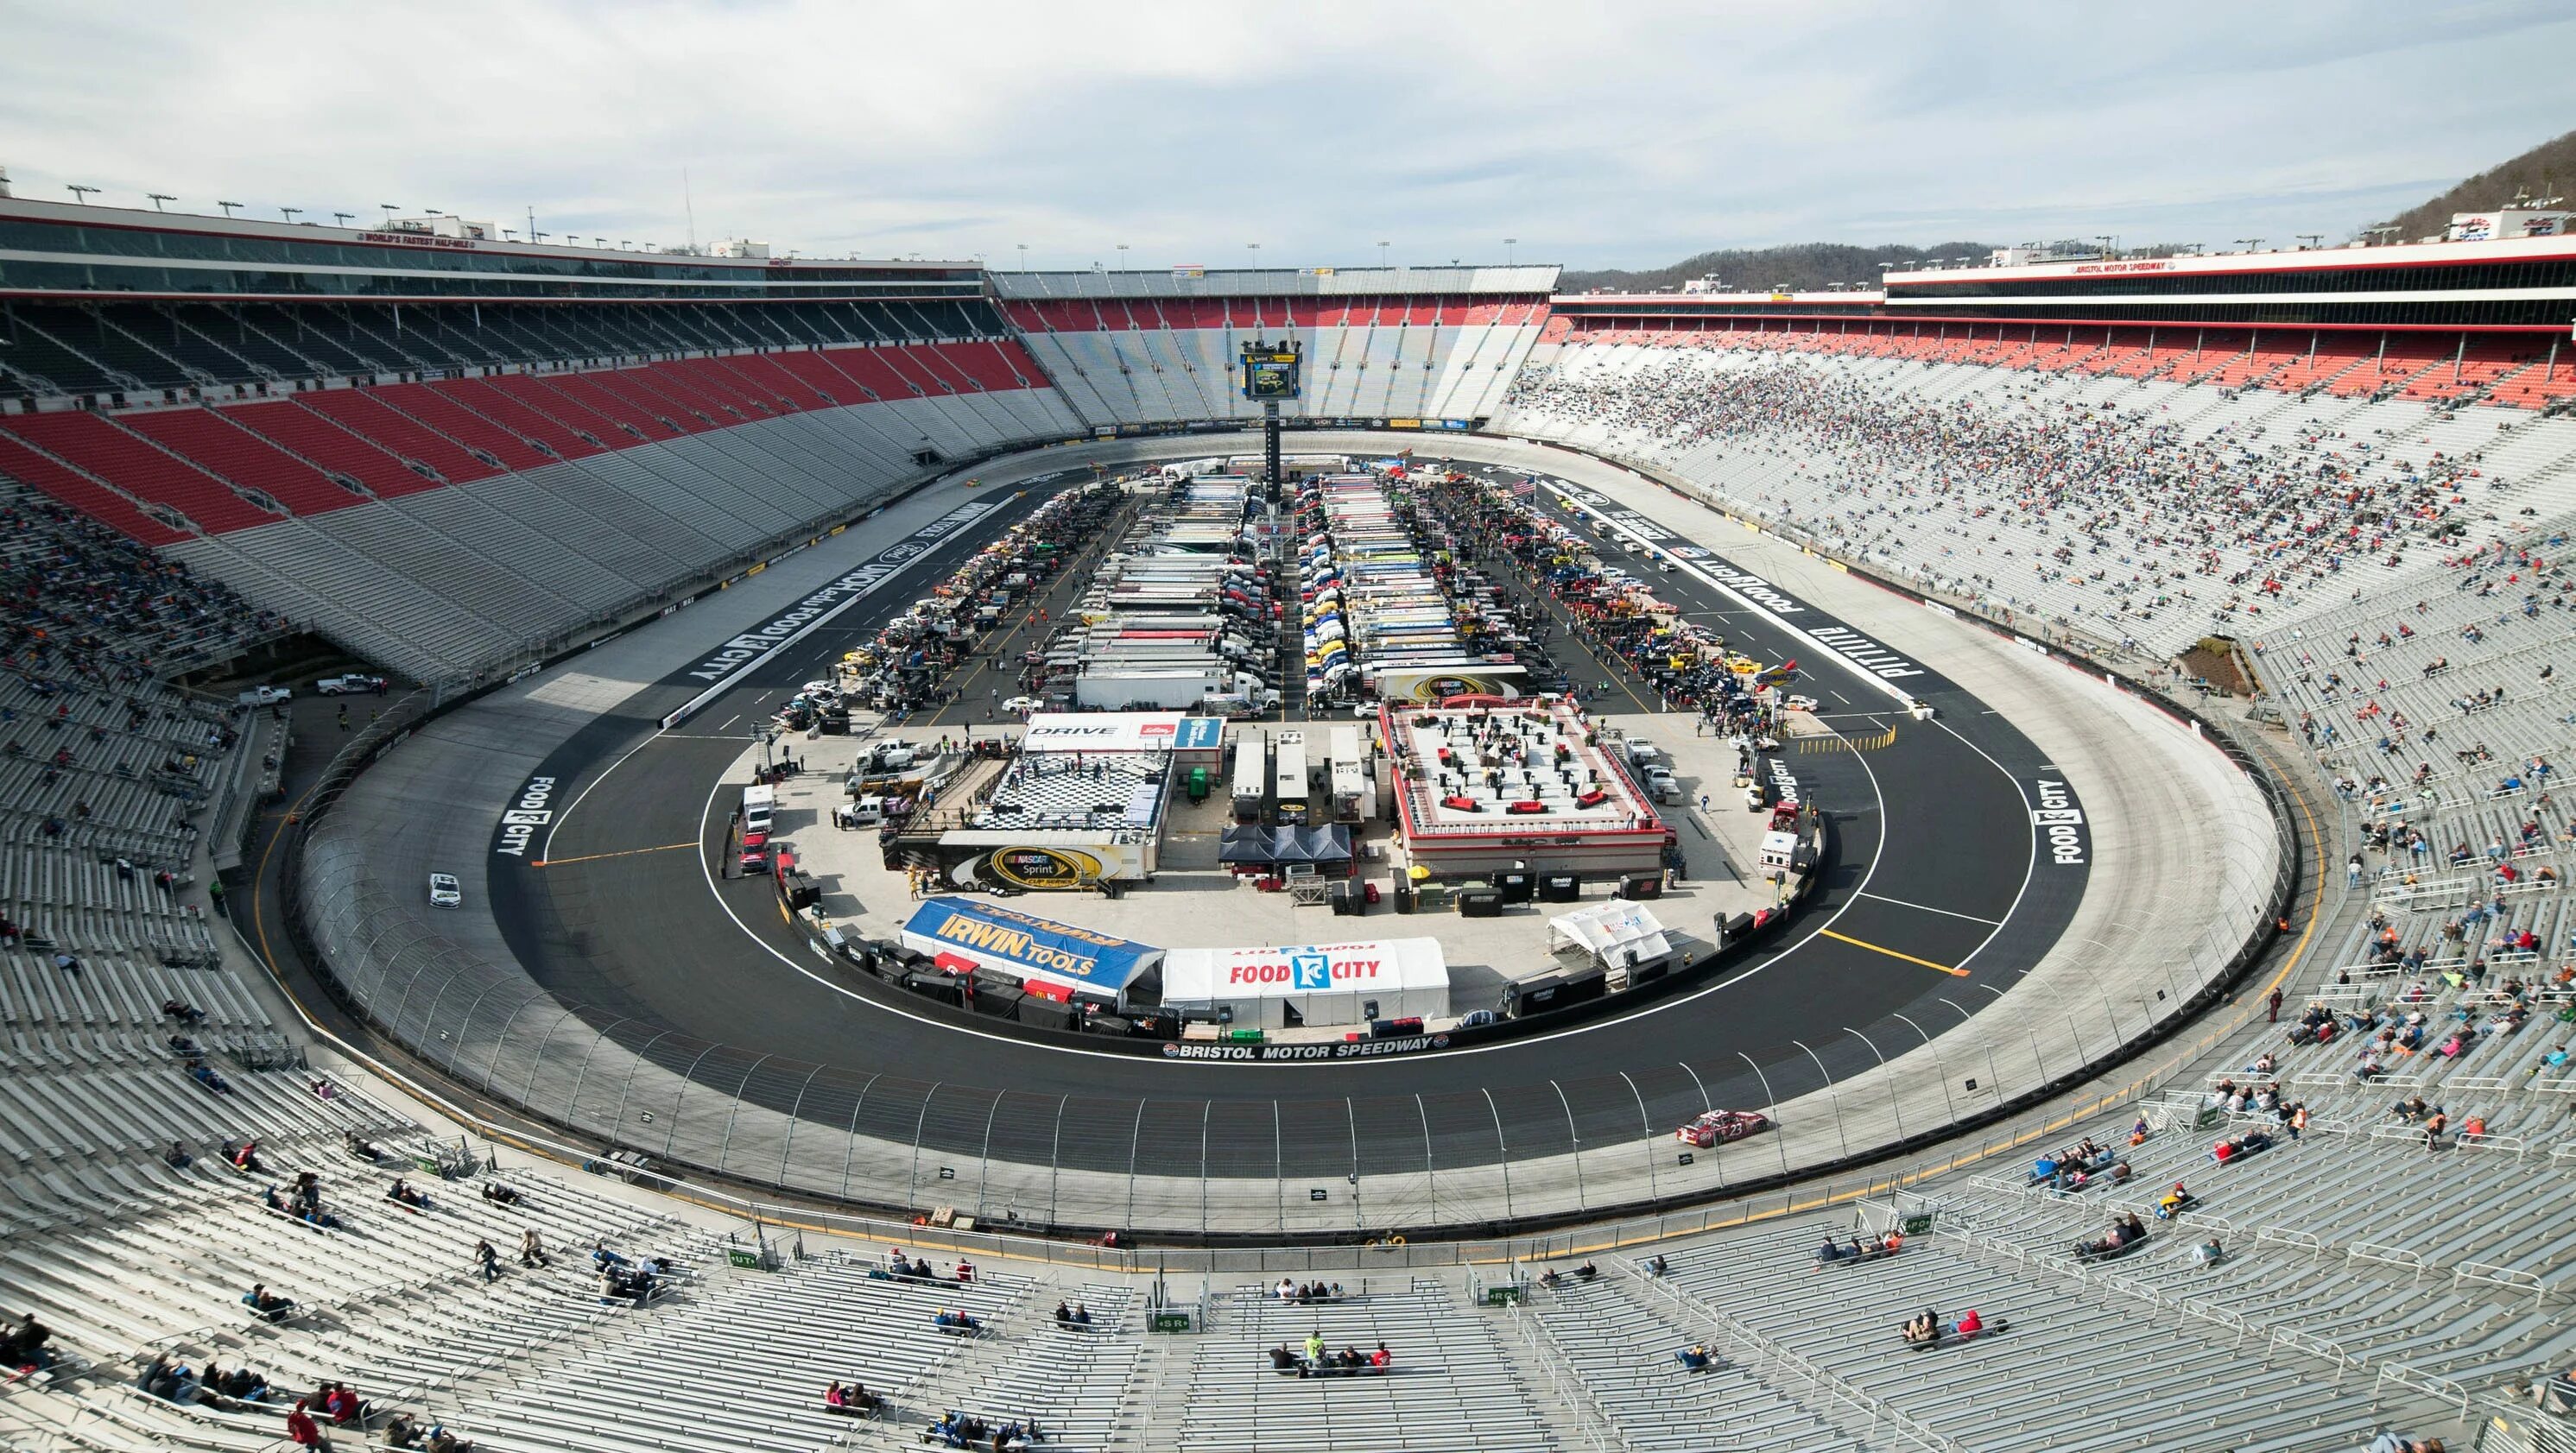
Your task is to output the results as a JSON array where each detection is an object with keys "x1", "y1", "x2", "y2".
[
  {"x1": 2033, "y1": 779, "x2": 2088, "y2": 865},
  {"x1": 493, "y1": 775, "x2": 558, "y2": 857},
  {"x1": 1162, "y1": 1033, "x2": 1453, "y2": 1062},
  {"x1": 679, "y1": 502, "x2": 997, "y2": 687},
  {"x1": 980, "y1": 846, "x2": 1104, "y2": 892}
]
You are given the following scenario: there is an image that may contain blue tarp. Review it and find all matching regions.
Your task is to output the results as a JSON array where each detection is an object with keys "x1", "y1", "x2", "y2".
[{"x1": 900, "y1": 898, "x2": 1161, "y2": 994}]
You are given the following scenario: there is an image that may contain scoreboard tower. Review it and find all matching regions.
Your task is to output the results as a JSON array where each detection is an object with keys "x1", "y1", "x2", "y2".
[{"x1": 1238, "y1": 338, "x2": 1301, "y2": 486}]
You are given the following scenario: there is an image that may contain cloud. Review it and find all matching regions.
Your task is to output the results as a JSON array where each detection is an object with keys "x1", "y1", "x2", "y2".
[{"x1": 2, "y1": 0, "x2": 2570, "y2": 269}]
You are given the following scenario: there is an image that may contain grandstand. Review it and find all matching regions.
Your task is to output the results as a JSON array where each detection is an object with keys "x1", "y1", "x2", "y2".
[
  {"x1": 996, "y1": 268, "x2": 1554, "y2": 428},
  {"x1": 1492, "y1": 328, "x2": 2576, "y2": 660},
  {"x1": 10, "y1": 186, "x2": 2576, "y2": 1453}
]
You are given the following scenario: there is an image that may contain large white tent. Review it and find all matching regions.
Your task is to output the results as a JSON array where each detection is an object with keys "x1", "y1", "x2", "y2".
[
  {"x1": 1547, "y1": 900, "x2": 1674, "y2": 973},
  {"x1": 1160, "y1": 938, "x2": 1449, "y2": 1030}
]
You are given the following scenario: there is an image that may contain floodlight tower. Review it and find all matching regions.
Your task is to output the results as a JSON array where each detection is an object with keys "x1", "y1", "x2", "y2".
[{"x1": 1239, "y1": 336, "x2": 1303, "y2": 490}]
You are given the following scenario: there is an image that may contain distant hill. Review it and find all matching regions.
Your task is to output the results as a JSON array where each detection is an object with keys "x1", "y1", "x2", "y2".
[
  {"x1": 2370, "y1": 128, "x2": 2576, "y2": 242},
  {"x1": 1558, "y1": 241, "x2": 1994, "y2": 295}
]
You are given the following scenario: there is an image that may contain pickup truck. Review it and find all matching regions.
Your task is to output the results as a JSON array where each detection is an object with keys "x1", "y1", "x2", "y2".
[
  {"x1": 235, "y1": 685, "x2": 292, "y2": 707},
  {"x1": 316, "y1": 673, "x2": 388, "y2": 695}
]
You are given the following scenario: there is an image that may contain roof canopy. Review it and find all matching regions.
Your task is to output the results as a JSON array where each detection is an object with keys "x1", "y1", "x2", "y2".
[
  {"x1": 1547, "y1": 900, "x2": 1674, "y2": 968},
  {"x1": 1218, "y1": 824, "x2": 1355, "y2": 866}
]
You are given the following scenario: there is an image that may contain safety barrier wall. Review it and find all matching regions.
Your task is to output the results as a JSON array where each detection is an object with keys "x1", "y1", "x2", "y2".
[{"x1": 280, "y1": 435, "x2": 2299, "y2": 1243}]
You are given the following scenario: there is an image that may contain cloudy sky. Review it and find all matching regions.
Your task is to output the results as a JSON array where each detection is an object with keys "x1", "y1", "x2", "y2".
[{"x1": 3, "y1": 0, "x2": 2570, "y2": 272}]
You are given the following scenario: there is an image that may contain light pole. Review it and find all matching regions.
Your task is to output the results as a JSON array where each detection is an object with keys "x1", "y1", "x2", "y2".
[
  {"x1": 1377, "y1": 241, "x2": 1390, "y2": 269},
  {"x1": 145, "y1": 193, "x2": 174, "y2": 212},
  {"x1": 1504, "y1": 237, "x2": 1517, "y2": 266},
  {"x1": 1016, "y1": 243, "x2": 1029, "y2": 272},
  {"x1": 216, "y1": 200, "x2": 242, "y2": 218},
  {"x1": 379, "y1": 204, "x2": 401, "y2": 224},
  {"x1": 332, "y1": 212, "x2": 353, "y2": 228},
  {"x1": 280, "y1": 206, "x2": 301, "y2": 224},
  {"x1": 1116, "y1": 243, "x2": 1128, "y2": 272},
  {"x1": 66, "y1": 185, "x2": 98, "y2": 205},
  {"x1": 2093, "y1": 234, "x2": 2115, "y2": 259},
  {"x1": 1247, "y1": 243, "x2": 1260, "y2": 268},
  {"x1": 2235, "y1": 237, "x2": 2263, "y2": 254},
  {"x1": 2296, "y1": 234, "x2": 2322, "y2": 250}
]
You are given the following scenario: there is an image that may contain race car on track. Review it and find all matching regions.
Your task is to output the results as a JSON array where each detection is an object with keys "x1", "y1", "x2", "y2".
[{"x1": 1674, "y1": 1109, "x2": 1772, "y2": 1147}]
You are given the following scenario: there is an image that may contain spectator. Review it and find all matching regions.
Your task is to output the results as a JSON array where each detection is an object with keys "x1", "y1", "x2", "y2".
[
  {"x1": 519, "y1": 1229, "x2": 549, "y2": 1268},
  {"x1": 244, "y1": 1284, "x2": 295, "y2": 1323},
  {"x1": 286, "y1": 1399, "x2": 328, "y2": 1449},
  {"x1": 2366, "y1": 1437, "x2": 2444, "y2": 1453},
  {"x1": 474, "y1": 1240, "x2": 500, "y2": 1283}
]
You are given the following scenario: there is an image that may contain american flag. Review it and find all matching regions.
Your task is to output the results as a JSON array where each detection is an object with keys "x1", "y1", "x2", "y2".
[{"x1": 1508, "y1": 478, "x2": 1536, "y2": 497}]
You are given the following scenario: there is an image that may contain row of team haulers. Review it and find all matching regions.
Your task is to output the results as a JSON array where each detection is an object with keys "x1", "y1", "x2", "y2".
[{"x1": 1228, "y1": 727, "x2": 1376, "y2": 826}]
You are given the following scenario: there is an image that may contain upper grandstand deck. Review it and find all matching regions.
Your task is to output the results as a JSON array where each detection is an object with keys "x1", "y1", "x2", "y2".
[
  {"x1": 1550, "y1": 232, "x2": 2576, "y2": 336},
  {"x1": 0, "y1": 195, "x2": 982, "y2": 303}
]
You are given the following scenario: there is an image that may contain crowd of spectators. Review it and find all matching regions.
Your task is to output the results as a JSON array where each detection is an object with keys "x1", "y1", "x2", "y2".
[
  {"x1": 1, "y1": 483, "x2": 281, "y2": 682},
  {"x1": 1501, "y1": 342, "x2": 2551, "y2": 655}
]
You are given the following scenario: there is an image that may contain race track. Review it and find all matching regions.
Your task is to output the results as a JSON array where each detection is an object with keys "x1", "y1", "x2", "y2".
[{"x1": 477, "y1": 443, "x2": 2085, "y2": 1180}]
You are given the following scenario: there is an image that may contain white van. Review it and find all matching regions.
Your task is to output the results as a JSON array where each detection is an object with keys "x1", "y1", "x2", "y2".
[{"x1": 741, "y1": 783, "x2": 777, "y2": 834}]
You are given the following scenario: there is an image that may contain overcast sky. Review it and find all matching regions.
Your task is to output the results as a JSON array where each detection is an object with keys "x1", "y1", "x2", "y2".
[{"x1": 3, "y1": 0, "x2": 2570, "y2": 272}]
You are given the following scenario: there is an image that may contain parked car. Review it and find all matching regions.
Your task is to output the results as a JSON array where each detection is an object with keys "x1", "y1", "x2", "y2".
[
  {"x1": 316, "y1": 673, "x2": 388, "y2": 695},
  {"x1": 236, "y1": 685, "x2": 292, "y2": 707},
  {"x1": 999, "y1": 696, "x2": 1042, "y2": 715},
  {"x1": 427, "y1": 873, "x2": 463, "y2": 908},
  {"x1": 1674, "y1": 1109, "x2": 1771, "y2": 1147}
]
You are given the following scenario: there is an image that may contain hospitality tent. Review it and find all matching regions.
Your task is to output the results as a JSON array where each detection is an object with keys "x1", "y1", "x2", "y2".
[{"x1": 1161, "y1": 938, "x2": 1449, "y2": 1030}]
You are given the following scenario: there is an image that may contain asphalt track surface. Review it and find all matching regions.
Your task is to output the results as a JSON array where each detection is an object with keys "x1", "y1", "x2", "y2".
[{"x1": 484, "y1": 457, "x2": 2086, "y2": 1179}]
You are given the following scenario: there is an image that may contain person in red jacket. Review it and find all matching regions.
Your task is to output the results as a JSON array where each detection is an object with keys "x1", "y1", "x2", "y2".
[{"x1": 286, "y1": 1399, "x2": 327, "y2": 1448}]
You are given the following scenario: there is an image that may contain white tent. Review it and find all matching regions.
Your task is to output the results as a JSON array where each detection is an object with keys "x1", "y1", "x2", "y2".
[
  {"x1": 1161, "y1": 938, "x2": 1449, "y2": 1030},
  {"x1": 1547, "y1": 900, "x2": 1674, "y2": 973}
]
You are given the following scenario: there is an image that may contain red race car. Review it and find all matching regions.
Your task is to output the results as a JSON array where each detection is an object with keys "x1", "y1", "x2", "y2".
[{"x1": 1674, "y1": 1109, "x2": 1773, "y2": 1147}]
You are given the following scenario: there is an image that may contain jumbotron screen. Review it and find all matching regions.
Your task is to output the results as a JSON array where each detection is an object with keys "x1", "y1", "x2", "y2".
[{"x1": 1240, "y1": 344, "x2": 1301, "y2": 400}]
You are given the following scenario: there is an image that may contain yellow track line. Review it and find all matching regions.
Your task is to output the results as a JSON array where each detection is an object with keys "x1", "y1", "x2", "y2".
[
  {"x1": 1818, "y1": 927, "x2": 1968, "y2": 976},
  {"x1": 531, "y1": 840, "x2": 699, "y2": 869}
]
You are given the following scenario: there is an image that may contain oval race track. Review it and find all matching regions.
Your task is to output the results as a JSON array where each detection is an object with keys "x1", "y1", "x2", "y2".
[{"x1": 460, "y1": 435, "x2": 2092, "y2": 1209}]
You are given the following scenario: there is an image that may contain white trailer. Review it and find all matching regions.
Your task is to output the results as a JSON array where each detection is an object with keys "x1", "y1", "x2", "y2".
[
  {"x1": 1273, "y1": 731, "x2": 1310, "y2": 826},
  {"x1": 1231, "y1": 735, "x2": 1269, "y2": 824}
]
